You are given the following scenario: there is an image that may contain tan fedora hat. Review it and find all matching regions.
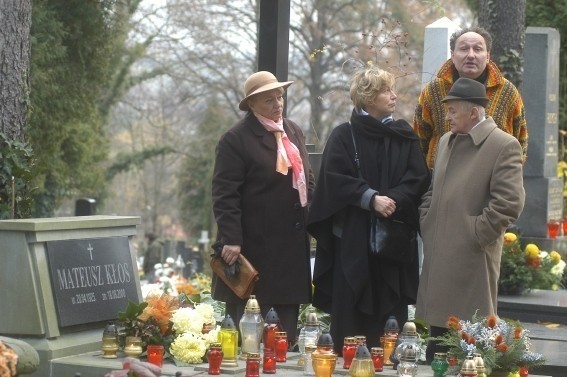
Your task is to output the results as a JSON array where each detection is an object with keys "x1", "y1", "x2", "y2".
[{"x1": 239, "y1": 71, "x2": 293, "y2": 111}]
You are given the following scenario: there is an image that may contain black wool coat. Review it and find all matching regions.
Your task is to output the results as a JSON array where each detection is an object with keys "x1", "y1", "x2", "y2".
[
  {"x1": 307, "y1": 111, "x2": 430, "y2": 349},
  {"x1": 211, "y1": 113, "x2": 315, "y2": 305}
]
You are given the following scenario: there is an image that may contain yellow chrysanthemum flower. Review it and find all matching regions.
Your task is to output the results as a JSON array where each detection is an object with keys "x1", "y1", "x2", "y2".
[
  {"x1": 504, "y1": 232, "x2": 517, "y2": 244},
  {"x1": 524, "y1": 243, "x2": 539, "y2": 258},
  {"x1": 549, "y1": 250, "x2": 562, "y2": 264}
]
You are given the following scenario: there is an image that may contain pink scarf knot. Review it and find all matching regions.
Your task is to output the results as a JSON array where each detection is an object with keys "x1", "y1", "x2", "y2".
[{"x1": 254, "y1": 113, "x2": 308, "y2": 207}]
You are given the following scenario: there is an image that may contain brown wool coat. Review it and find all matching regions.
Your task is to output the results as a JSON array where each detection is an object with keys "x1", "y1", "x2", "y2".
[
  {"x1": 211, "y1": 113, "x2": 315, "y2": 305},
  {"x1": 415, "y1": 117, "x2": 525, "y2": 328}
]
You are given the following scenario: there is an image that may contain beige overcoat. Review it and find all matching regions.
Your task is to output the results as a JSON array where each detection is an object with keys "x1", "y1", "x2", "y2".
[{"x1": 415, "y1": 117, "x2": 525, "y2": 328}]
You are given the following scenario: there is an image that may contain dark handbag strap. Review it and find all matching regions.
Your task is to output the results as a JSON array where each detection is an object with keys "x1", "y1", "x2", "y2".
[
  {"x1": 348, "y1": 121, "x2": 361, "y2": 178},
  {"x1": 348, "y1": 121, "x2": 390, "y2": 191}
]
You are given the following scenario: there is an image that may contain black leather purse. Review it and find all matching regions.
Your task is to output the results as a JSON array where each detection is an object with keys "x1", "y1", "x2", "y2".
[{"x1": 349, "y1": 123, "x2": 416, "y2": 263}]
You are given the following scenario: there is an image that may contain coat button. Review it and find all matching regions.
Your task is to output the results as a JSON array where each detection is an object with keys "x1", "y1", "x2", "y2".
[
  {"x1": 294, "y1": 203, "x2": 301, "y2": 210},
  {"x1": 295, "y1": 222, "x2": 303, "y2": 230}
]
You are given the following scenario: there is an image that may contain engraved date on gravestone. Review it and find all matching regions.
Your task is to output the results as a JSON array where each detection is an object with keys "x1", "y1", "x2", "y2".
[{"x1": 46, "y1": 237, "x2": 139, "y2": 327}]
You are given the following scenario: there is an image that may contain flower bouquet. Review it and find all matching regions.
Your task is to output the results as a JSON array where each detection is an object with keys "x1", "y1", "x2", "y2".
[
  {"x1": 434, "y1": 313, "x2": 545, "y2": 374},
  {"x1": 168, "y1": 302, "x2": 220, "y2": 365},
  {"x1": 117, "y1": 293, "x2": 179, "y2": 351},
  {"x1": 116, "y1": 291, "x2": 224, "y2": 365},
  {"x1": 499, "y1": 232, "x2": 565, "y2": 294}
]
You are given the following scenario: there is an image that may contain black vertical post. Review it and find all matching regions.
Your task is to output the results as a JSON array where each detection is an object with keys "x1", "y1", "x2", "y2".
[{"x1": 258, "y1": 0, "x2": 290, "y2": 82}]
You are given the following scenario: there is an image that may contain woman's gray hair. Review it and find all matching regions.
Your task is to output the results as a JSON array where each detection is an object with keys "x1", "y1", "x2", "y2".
[{"x1": 349, "y1": 66, "x2": 395, "y2": 112}]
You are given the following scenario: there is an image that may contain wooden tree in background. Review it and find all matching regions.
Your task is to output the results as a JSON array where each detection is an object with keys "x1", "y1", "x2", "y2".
[
  {"x1": 0, "y1": 0, "x2": 32, "y2": 140},
  {"x1": 0, "y1": 0, "x2": 34, "y2": 219},
  {"x1": 477, "y1": 0, "x2": 526, "y2": 88}
]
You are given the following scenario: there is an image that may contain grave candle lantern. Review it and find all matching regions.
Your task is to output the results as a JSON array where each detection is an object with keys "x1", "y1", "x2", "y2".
[
  {"x1": 348, "y1": 344, "x2": 375, "y2": 377},
  {"x1": 239, "y1": 295, "x2": 263, "y2": 358},
  {"x1": 311, "y1": 332, "x2": 337, "y2": 377},
  {"x1": 219, "y1": 314, "x2": 238, "y2": 367}
]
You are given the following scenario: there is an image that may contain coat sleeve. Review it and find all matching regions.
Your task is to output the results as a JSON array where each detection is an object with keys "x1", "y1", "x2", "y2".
[
  {"x1": 212, "y1": 129, "x2": 246, "y2": 246},
  {"x1": 307, "y1": 125, "x2": 371, "y2": 227},
  {"x1": 386, "y1": 139, "x2": 431, "y2": 229},
  {"x1": 475, "y1": 138, "x2": 525, "y2": 247}
]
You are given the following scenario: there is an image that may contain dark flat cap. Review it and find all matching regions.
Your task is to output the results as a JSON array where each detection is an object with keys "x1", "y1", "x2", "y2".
[{"x1": 442, "y1": 77, "x2": 489, "y2": 107}]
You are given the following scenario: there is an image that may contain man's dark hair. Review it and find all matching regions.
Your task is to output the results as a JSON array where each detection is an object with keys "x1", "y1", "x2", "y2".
[
  {"x1": 450, "y1": 26, "x2": 493, "y2": 52},
  {"x1": 145, "y1": 232, "x2": 157, "y2": 242}
]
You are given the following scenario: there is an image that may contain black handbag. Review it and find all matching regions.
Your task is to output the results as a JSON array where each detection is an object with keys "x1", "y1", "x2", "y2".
[
  {"x1": 369, "y1": 214, "x2": 416, "y2": 262},
  {"x1": 349, "y1": 123, "x2": 416, "y2": 263}
]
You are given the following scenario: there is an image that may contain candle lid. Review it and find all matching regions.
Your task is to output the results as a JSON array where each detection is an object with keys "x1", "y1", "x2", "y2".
[
  {"x1": 305, "y1": 306, "x2": 319, "y2": 326},
  {"x1": 221, "y1": 314, "x2": 236, "y2": 329},
  {"x1": 384, "y1": 316, "x2": 399, "y2": 333},
  {"x1": 354, "y1": 344, "x2": 371, "y2": 359},
  {"x1": 244, "y1": 295, "x2": 261, "y2": 313},
  {"x1": 265, "y1": 307, "x2": 280, "y2": 323}
]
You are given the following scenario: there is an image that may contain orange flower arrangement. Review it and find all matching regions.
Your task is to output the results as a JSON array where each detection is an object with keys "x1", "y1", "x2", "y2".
[
  {"x1": 138, "y1": 293, "x2": 179, "y2": 336},
  {"x1": 435, "y1": 313, "x2": 545, "y2": 374}
]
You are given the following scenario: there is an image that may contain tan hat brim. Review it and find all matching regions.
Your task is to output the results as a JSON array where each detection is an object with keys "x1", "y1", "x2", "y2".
[{"x1": 239, "y1": 81, "x2": 293, "y2": 111}]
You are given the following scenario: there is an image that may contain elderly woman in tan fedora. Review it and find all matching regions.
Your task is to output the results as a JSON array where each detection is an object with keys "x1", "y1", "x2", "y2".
[{"x1": 211, "y1": 71, "x2": 315, "y2": 343}]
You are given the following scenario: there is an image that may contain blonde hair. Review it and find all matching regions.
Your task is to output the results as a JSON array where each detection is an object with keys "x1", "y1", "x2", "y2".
[{"x1": 349, "y1": 66, "x2": 395, "y2": 111}]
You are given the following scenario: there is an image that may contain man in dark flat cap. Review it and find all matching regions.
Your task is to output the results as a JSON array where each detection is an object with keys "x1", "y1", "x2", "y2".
[{"x1": 415, "y1": 77, "x2": 526, "y2": 361}]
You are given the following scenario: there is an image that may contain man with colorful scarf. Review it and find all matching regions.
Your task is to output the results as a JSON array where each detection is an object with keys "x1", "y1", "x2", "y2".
[{"x1": 413, "y1": 26, "x2": 527, "y2": 169}]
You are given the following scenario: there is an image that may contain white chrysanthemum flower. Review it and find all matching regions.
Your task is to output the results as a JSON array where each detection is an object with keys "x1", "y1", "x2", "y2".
[
  {"x1": 169, "y1": 332, "x2": 207, "y2": 364},
  {"x1": 195, "y1": 303, "x2": 216, "y2": 325},
  {"x1": 171, "y1": 307, "x2": 205, "y2": 334},
  {"x1": 551, "y1": 259, "x2": 566, "y2": 276},
  {"x1": 202, "y1": 325, "x2": 221, "y2": 345}
]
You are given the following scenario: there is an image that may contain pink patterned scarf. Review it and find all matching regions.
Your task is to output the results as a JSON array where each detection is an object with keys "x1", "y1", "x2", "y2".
[{"x1": 254, "y1": 112, "x2": 308, "y2": 207}]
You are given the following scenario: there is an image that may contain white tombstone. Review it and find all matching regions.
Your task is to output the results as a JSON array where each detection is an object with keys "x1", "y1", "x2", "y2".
[{"x1": 421, "y1": 17, "x2": 461, "y2": 87}]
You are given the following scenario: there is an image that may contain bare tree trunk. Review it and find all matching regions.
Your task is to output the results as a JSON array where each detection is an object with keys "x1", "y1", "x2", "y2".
[
  {"x1": 0, "y1": 0, "x2": 32, "y2": 141},
  {"x1": 478, "y1": 0, "x2": 526, "y2": 88}
]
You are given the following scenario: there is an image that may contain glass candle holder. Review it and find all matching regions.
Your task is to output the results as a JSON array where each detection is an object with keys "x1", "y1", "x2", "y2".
[
  {"x1": 348, "y1": 344, "x2": 374, "y2": 377},
  {"x1": 123, "y1": 336, "x2": 143, "y2": 358},
  {"x1": 275, "y1": 331, "x2": 288, "y2": 362},
  {"x1": 304, "y1": 345, "x2": 316, "y2": 376},
  {"x1": 370, "y1": 347, "x2": 384, "y2": 372},
  {"x1": 146, "y1": 344, "x2": 164, "y2": 367},
  {"x1": 263, "y1": 348, "x2": 277, "y2": 374},
  {"x1": 548, "y1": 219, "x2": 560, "y2": 239},
  {"x1": 263, "y1": 307, "x2": 282, "y2": 351},
  {"x1": 342, "y1": 337, "x2": 357, "y2": 369},
  {"x1": 245, "y1": 352, "x2": 261, "y2": 377},
  {"x1": 101, "y1": 322, "x2": 119, "y2": 359},
  {"x1": 380, "y1": 334, "x2": 397, "y2": 366},
  {"x1": 207, "y1": 343, "x2": 224, "y2": 375},
  {"x1": 312, "y1": 352, "x2": 337, "y2": 377},
  {"x1": 240, "y1": 295, "x2": 264, "y2": 357},
  {"x1": 473, "y1": 353, "x2": 486, "y2": 377},
  {"x1": 219, "y1": 314, "x2": 239, "y2": 367},
  {"x1": 459, "y1": 355, "x2": 478, "y2": 377},
  {"x1": 431, "y1": 352, "x2": 448, "y2": 377}
]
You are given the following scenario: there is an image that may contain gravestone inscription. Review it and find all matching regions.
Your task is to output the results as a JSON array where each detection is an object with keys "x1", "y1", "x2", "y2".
[{"x1": 46, "y1": 236, "x2": 138, "y2": 327}]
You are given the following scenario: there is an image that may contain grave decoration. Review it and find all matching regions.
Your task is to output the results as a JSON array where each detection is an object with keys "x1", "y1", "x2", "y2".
[
  {"x1": 433, "y1": 313, "x2": 545, "y2": 375},
  {"x1": 116, "y1": 292, "x2": 222, "y2": 365},
  {"x1": 499, "y1": 232, "x2": 565, "y2": 294}
]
